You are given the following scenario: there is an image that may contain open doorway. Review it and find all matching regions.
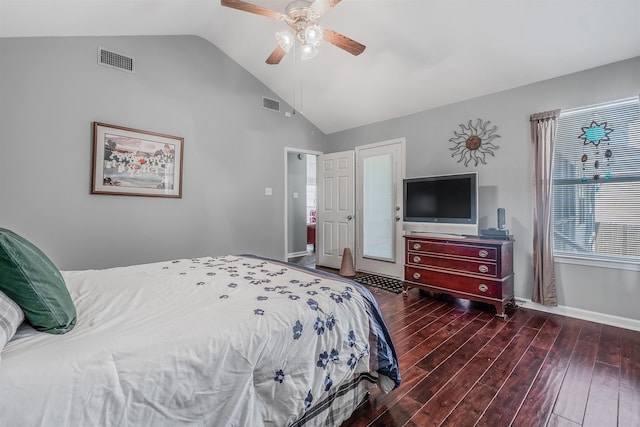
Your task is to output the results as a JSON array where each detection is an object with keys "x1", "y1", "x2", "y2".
[{"x1": 285, "y1": 149, "x2": 319, "y2": 268}]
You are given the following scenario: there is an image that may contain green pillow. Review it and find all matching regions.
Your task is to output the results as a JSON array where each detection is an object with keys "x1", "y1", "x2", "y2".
[{"x1": 0, "y1": 228, "x2": 76, "y2": 334}]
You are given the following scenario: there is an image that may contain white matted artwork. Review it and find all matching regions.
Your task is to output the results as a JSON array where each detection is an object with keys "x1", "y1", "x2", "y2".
[{"x1": 91, "y1": 122, "x2": 184, "y2": 198}]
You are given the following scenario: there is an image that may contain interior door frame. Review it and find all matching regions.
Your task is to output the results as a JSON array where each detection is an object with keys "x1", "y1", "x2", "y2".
[
  {"x1": 355, "y1": 137, "x2": 406, "y2": 278},
  {"x1": 283, "y1": 147, "x2": 323, "y2": 261}
]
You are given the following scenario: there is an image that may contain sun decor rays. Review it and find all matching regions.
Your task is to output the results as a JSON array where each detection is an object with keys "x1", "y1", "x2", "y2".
[{"x1": 449, "y1": 119, "x2": 501, "y2": 167}]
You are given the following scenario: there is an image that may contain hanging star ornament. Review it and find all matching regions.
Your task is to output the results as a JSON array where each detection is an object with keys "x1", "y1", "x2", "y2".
[{"x1": 578, "y1": 120, "x2": 613, "y2": 147}]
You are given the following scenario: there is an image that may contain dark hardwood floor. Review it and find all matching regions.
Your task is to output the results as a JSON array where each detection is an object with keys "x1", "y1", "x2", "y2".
[{"x1": 341, "y1": 285, "x2": 640, "y2": 427}]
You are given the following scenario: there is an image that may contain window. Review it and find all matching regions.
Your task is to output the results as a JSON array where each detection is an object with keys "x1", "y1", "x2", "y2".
[{"x1": 553, "y1": 96, "x2": 640, "y2": 263}]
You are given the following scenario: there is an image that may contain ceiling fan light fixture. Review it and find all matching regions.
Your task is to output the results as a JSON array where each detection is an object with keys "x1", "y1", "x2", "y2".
[
  {"x1": 220, "y1": 0, "x2": 365, "y2": 64},
  {"x1": 301, "y1": 44, "x2": 318, "y2": 61},
  {"x1": 275, "y1": 31, "x2": 294, "y2": 52},
  {"x1": 304, "y1": 24, "x2": 323, "y2": 47}
]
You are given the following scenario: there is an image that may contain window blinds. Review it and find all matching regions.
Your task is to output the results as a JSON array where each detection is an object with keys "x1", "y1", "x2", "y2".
[{"x1": 552, "y1": 96, "x2": 640, "y2": 261}]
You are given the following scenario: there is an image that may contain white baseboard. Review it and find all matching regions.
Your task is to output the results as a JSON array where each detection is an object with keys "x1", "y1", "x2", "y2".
[
  {"x1": 516, "y1": 298, "x2": 640, "y2": 332},
  {"x1": 287, "y1": 251, "x2": 309, "y2": 259}
]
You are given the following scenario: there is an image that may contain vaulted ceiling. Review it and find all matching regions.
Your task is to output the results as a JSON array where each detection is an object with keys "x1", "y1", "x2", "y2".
[{"x1": 1, "y1": 0, "x2": 639, "y2": 134}]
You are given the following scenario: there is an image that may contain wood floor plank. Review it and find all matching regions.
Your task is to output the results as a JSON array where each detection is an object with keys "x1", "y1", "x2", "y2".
[
  {"x1": 439, "y1": 383, "x2": 497, "y2": 427},
  {"x1": 485, "y1": 319, "x2": 523, "y2": 349},
  {"x1": 475, "y1": 315, "x2": 509, "y2": 339},
  {"x1": 505, "y1": 306, "x2": 537, "y2": 326},
  {"x1": 525, "y1": 311, "x2": 550, "y2": 330},
  {"x1": 476, "y1": 345, "x2": 548, "y2": 426},
  {"x1": 408, "y1": 330, "x2": 491, "y2": 404},
  {"x1": 577, "y1": 320, "x2": 602, "y2": 346},
  {"x1": 406, "y1": 344, "x2": 503, "y2": 426},
  {"x1": 551, "y1": 340, "x2": 598, "y2": 424},
  {"x1": 341, "y1": 366, "x2": 430, "y2": 426},
  {"x1": 392, "y1": 315, "x2": 440, "y2": 352},
  {"x1": 373, "y1": 287, "x2": 422, "y2": 314},
  {"x1": 547, "y1": 414, "x2": 581, "y2": 427},
  {"x1": 384, "y1": 299, "x2": 441, "y2": 331},
  {"x1": 414, "y1": 316, "x2": 486, "y2": 374},
  {"x1": 619, "y1": 385, "x2": 640, "y2": 427},
  {"x1": 620, "y1": 329, "x2": 640, "y2": 390},
  {"x1": 531, "y1": 314, "x2": 564, "y2": 351},
  {"x1": 596, "y1": 324, "x2": 622, "y2": 367},
  {"x1": 479, "y1": 326, "x2": 539, "y2": 390},
  {"x1": 390, "y1": 304, "x2": 444, "y2": 338},
  {"x1": 512, "y1": 358, "x2": 569, "y2": 427},
  {"x1": 545, "y1": 319, "x2": 582, "y2": 368},
  {"x1": 511, "y1": 317, "x2": 581, "y2": 426},
  {"x1": 387, "y1": 304, "x2": 439, "y2": 334},
  {"x1": 397, "y1": 310, "x2": 471, "y2": 372},
  {"x1": 582, "y1": 364, "x2": 618, "y2": 427},
  {"x1": 368, "y1": 396, "x2": 423, "y2": 426}
]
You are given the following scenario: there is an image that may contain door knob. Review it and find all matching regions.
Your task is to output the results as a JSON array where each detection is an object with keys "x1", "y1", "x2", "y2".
[{"x1": 347, "y1": 215, "x2": 353, "y2": 220}]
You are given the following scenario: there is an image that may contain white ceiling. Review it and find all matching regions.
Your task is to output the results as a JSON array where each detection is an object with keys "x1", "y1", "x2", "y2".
[{"x1": 1, "y1": 0, "x2": 639, "y2": 134}]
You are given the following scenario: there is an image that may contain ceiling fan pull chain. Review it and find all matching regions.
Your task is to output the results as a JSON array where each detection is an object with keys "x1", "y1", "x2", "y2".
[
  {"x1": 293, "y1": 41, "x2": 297, "y2": 115},
  {"x1": 300, "y1": 54, "x2": 304, "y2": 115}
]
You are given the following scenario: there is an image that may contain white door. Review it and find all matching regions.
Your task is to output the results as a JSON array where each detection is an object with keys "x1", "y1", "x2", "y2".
[
  {"x1": 317, "y1": 151, "x2": 355, "y2": 269},
  {"x1": 355, "y1": 138, "x2": 405, "y2": 278}
]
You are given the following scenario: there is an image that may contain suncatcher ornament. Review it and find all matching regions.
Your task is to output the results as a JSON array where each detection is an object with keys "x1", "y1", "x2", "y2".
[{"x1": 578, "y1": 120, "x2": 614, "y2": 183}]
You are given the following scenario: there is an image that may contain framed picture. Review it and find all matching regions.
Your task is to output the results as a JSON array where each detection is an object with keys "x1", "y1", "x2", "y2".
[{"x1": 91, "y1": 122, "x2": 184, "y2": 198}]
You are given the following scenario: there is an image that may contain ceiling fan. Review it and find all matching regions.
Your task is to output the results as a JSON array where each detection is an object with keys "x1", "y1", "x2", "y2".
[{"x1": 220, "y1": 0, "x2": 366, "y2": 64}]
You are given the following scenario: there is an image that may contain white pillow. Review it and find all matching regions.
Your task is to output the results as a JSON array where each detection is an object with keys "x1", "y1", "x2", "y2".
[{"x1": 0, "y1": 289, "x2": 24, "y2": 360}]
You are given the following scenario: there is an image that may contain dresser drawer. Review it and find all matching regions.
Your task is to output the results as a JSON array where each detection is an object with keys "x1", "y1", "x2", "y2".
[
  {"x1": 407, "y1": 252, "x2": 498, "y2": 277},
  {"x1": 406, "y1": 239, "x2": 497, "y2": 261},
  {"x1": 405, "y1": 266, "x2": 501, "y2": 299}
]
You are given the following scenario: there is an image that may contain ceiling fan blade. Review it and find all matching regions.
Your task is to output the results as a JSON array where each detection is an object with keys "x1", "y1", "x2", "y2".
[
  {"x1": 322, "y1": 28, "x2": 366, "y2": 56},
  {"x1": 266, "y1": 45, "x2": 287, "y2": 65},
  {"x1": 310, "y1": 0, "x2": 343, "y2": 15},
  {"x1": 220, "y1": 0, "x2": 284, "y2": 20}
]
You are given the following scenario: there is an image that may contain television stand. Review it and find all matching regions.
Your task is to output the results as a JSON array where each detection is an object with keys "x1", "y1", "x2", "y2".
[{"x1": 403, "y1": 234, "x2": 515, "y2": 318}]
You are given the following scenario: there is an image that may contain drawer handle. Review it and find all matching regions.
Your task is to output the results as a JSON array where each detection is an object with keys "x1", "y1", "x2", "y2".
[
  {"x1": 413, "y1": 243, "x2": 422, "y2": 250},
  {"x1": 478, "y1": 284, "x2": 489, "y2": 292},
  {"x1": 413, "y1": 256, "x2": 421, "y2": 263},
  {"x1": 478, "y1": 249, "x2": 489, "y2": 258},
  {"x1": 478, "y1": 265, "x2": 489, "y2": 273},
  {"x1": 413, "y1": 272, "x2": 421, "y2": 280}
]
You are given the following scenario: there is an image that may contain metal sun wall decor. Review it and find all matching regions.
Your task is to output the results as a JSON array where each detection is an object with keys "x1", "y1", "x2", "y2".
[
  {"x1": 449, "y1": 119, "x2": 501, "y2": 167},
  {"x1": 578, "y1": 120, "x2": 614, "y2": 184}
]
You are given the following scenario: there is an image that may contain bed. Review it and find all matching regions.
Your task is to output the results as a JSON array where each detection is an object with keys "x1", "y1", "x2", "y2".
[{"x1": 0, "y1": 246, "x2": 400, "y2": 426}]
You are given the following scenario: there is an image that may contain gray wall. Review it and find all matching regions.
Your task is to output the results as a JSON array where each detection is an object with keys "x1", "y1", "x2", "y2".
[
  {"x1": 327, "y1": 57, "x2": 640, "y2": 321},
  {"x1": 0, "y1": 36, "x2": 327, "y2": 270},
  {"x1": 287, "y1": 152, "x2": 308, "y2": 254}
]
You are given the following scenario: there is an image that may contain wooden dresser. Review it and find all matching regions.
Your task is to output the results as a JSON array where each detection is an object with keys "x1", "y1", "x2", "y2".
[{"x1": 404, "y1": 234, "x2": 515, "y2": 318}]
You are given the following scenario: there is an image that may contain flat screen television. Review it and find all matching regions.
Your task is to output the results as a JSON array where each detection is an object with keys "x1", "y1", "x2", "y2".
[{"x1": 403, "y1": 172, "x2": 478, "y2": 236}]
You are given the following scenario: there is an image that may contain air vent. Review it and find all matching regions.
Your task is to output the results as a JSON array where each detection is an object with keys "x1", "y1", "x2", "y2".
[
  {"x1": 97, "y1": 47, "x2": 134, "y2": 73},
  {"x1": 262, "y1": 97, "x2": 280, "y2": 112}
]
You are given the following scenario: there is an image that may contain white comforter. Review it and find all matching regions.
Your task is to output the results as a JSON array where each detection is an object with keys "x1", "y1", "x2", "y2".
[{"x1": 0, "y1": 255, "x2": 399, "y2": 426}]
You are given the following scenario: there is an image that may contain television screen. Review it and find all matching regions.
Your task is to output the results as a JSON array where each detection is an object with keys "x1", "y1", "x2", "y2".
[{"x1": 403, "y1": 173, "x2": 477, "y2": 224}]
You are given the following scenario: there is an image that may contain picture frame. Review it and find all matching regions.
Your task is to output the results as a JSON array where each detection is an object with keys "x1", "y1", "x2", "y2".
[{"x1": 91, "y1": 122, "x2": 184, "y2": 198}]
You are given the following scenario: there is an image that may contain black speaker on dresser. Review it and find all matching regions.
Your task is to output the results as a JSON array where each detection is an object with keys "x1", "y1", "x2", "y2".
[
  {"x1": 480, "y1": 208, "x2": 511, "y2": 239},
  {"x1": 497, "y1": 207, "x2": 506, "y2": 229}
]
